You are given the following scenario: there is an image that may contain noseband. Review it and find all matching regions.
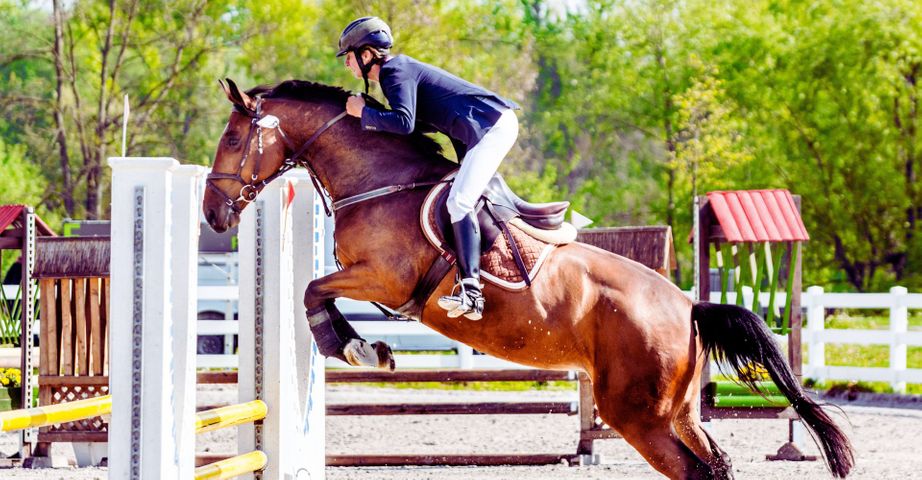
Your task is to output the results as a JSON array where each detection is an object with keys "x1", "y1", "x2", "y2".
[{"x1": 206, "y1": 98, "x2": 345, "y2": 215}]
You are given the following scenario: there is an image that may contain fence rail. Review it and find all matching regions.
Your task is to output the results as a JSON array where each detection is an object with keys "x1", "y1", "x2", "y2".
[
  {"x1": 4, "y1": 283, "x2": 921, "y2": 392},
  {"x1": 803, "y1": 286, "x2": 922, "y2": 393}
]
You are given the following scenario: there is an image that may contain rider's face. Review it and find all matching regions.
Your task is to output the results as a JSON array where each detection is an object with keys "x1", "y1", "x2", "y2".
[{"x1": 344, "y1": 51, "x2": 363, "y2": 79}]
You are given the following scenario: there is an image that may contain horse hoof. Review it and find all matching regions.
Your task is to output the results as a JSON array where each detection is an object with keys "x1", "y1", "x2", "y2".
[
  {"x1": 343, "y1": 339, "x2": 376, "y2": 367},
  {"x1": 343, "y1": 339, "x2": 395, "y2": 371},
  {"x1": 372, "y1": 341, "x2": 396, "y2": 371}
]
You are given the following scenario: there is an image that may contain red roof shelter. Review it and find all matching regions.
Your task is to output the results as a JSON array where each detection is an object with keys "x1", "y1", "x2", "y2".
[
  {"x1": 705, "y1": 190, "x2": 809, "y2": 243},
  {"x1": 0, "y1": 205, "x2": 55, "y2": 248},
  {"x1": 0, "y1": 205, "x2": 56, "y2": 464},
  {"x1": 693, "y1": 190, "x2": 812, "y2": 462}
]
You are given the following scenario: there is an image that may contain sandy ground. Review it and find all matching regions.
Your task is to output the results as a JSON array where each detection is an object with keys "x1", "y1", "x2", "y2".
[{"x1": 1, "y1": 384, "x2": 920, "y2": 479}]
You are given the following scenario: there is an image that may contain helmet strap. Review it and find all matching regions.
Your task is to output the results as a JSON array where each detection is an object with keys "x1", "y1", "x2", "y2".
[{"x1": 354, "y1": 47, "x2": 378, "y2": 95}]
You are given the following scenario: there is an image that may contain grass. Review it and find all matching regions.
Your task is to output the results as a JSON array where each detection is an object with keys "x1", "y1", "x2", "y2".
[
  {"x1": 339, "y1": 311, "x2": 922, "y2": 395},
  {"x1": 328, "y1": 350, "x2": 579, "y2": 391},
  {"x1": 822, "y1": 310, "x2": 922, "y2": 331},
  {"x1": 804, "y1": 379, "x2": 922, "y2": 396}
]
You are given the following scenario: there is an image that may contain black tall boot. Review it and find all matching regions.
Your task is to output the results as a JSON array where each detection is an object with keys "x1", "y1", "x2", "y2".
[{"x1": 437, "y1": 213, "x2": 485, "y2": 320}]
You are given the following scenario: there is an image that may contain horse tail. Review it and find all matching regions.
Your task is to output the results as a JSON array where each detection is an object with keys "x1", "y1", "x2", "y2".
[{"x1": 692, "y1": 301, "x2": 854, "y2": 478}]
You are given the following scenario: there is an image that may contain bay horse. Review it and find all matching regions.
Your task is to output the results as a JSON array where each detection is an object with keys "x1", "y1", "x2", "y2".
[{"x1": 203, "y1": 78, "x2": 853, "y2": 479}]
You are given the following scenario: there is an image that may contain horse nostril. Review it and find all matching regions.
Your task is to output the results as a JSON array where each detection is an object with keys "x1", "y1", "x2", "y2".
[{"x1": 206, "y1": 209, "x2": 216, "y2": 224}]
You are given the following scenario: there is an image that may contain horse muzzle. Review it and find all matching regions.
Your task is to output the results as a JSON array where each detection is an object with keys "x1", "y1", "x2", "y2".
[{"x1": 203, "y1": 196, "x2": 241, "y2": 233}]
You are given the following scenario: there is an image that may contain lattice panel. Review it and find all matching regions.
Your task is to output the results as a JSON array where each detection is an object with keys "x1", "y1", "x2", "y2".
[{"x1": 40, "y1": 384, "x2": 110, "y2": 433}]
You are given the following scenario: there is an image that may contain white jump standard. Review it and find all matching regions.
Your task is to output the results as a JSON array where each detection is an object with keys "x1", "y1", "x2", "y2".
[{"x1": 107, "y1": 157, "x2": 325, "y2": 479}]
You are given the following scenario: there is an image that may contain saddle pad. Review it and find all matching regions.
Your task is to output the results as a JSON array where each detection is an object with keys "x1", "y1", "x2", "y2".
[{"x1": 420, "y1": 178, "x2": 557, "y2": 291}]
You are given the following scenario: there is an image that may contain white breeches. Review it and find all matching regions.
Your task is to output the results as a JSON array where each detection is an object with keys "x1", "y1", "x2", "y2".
[{"x1": 446, "y1": 109, "x2": 519, "y2": 223}]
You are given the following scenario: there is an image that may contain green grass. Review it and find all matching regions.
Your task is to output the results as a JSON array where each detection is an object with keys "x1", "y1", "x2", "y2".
[
  {"x1": 821, "y1": 311, "x2": 922, "y2": 331},
  {"x1": 822, "y1": 345, "x2": 922, "y2": 369},
  {"x1": 348, "y1": 310, "x2": 922, "y2": 395},
  {"x1": 804, "y1": 379, "x2": 922, "y2": 396},
  {"x1": 329, "y1": 349, "x2": 578, "y2": 391}
]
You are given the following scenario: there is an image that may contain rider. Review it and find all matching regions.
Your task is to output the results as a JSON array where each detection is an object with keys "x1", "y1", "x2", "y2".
[{"x1": 337, "y1": 16, "x2": 520, "y2": 321}]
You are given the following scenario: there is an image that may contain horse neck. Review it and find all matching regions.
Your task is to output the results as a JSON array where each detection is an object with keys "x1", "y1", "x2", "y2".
[{"x1": 282, "y1": 101, "x2": 453, "y2": 202}]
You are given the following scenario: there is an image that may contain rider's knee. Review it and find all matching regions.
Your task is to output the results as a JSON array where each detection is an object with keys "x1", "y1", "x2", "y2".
[{"x1": 446, "y1": 192, "x2": 475, "y2": 223}]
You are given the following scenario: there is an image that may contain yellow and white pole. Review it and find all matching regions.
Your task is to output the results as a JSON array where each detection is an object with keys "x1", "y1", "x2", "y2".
[
  {"x1": 0, "y1": 395, "x2": 112, "y2": 432},
  {"x1": 194, "y1": 451, "x2": 268, "y2": 480},
  {"x1": 195, "y1": 400, "x2": 267, "y2": 434}
]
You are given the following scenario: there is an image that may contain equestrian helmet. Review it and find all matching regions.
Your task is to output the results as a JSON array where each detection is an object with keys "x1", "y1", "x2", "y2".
[{"x1": 336, "y1": 16, "x2": 393, "y2": 57}]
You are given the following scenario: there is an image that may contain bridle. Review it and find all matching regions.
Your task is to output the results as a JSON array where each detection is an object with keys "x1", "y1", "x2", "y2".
[{"x1": 206, "y1": 98, "x2": 345, "y2": 216}]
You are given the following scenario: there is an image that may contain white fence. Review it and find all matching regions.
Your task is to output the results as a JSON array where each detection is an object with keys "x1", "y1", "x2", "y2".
[
  {"x1": 802, "y1": 286, "x2": 922, "y2": 393},
  {"x1": 4, "y1": 284, "x2": 922, "y2": 392},
  {"x1": 190, "y1": 285, "x2": 922, "y2": 393}
]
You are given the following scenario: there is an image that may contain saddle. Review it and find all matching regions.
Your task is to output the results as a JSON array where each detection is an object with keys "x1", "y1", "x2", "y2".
[{"x1": 396, "y1": 171, "x2": 577, "y2": 320}]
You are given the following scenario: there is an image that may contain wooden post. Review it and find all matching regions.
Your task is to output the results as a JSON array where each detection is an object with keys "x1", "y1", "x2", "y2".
[
  {"x1": 237, "y1": 173, "x2": 325, "y2": 480},
  {"x1": 696, "y1": 196, "x2": 712, "y2": 393},
  {"x1": 172, "y1": 165, "x2": 206, "y2": 475}
]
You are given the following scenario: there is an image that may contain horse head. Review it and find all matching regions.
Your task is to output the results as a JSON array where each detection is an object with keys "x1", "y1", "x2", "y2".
[
  {"x1": 204, "y1": 79, "x2": 284, "y2": 231},
  {"x1": 204, "y1": 78, "x2": 351, "y2": 232}
]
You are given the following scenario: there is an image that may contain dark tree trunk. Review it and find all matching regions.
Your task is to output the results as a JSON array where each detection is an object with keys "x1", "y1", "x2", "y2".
[{"x1": 52, "y1": 0, "x2": 75, "y2": 216}]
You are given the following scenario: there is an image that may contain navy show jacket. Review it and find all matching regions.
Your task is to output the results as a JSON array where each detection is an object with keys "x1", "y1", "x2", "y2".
[{"x1": 360, "y1": 55, "x2": 520, "y2": 159}]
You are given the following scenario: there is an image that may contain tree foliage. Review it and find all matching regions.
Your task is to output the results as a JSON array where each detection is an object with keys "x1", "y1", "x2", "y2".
[{"x1": 1, "y1": 0, "x2": 920, "y2": 291}]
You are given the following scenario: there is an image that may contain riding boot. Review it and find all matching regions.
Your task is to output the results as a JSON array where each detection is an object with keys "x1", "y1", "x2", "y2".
[{"x1": 437, "y1": 213, "x2": 485, "y2": 320}]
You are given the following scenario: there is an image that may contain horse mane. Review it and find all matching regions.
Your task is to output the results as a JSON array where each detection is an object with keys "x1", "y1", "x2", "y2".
[{"x1": 247, "y1": 80, "x2": 446, "y2": 160}]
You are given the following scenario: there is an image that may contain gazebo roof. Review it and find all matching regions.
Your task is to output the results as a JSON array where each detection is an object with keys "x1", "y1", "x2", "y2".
[
  {"x1": 0, "y1": 205, "x2": 56, "y2": 237},
  {"x1": 706, "y1": 190, "x2": 809, "y2": 243}
]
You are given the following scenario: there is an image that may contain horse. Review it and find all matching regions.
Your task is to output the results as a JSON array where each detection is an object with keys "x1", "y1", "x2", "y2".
[{"x1": 202, "y1": 78, "x2": 854, "y2": 479}]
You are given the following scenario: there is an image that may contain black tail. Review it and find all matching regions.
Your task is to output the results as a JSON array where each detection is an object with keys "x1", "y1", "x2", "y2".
[{"x1": 693, "y1": 301, "x2": 854, "y2": 478}]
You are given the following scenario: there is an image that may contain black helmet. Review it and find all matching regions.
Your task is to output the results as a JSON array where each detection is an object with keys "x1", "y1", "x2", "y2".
[{"x1": 336, "y1": 16, "x2": 393, "y2": 57}]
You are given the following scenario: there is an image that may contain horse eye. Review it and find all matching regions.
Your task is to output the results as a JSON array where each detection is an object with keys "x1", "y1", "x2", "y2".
[{"x1": 226, "y1": 136, "x2": 240, "y2": 147}]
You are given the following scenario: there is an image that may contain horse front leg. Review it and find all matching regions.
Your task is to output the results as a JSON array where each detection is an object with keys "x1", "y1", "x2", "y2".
[{"x1": 304, "y1": 267, "x2": 395, "y2": 371}]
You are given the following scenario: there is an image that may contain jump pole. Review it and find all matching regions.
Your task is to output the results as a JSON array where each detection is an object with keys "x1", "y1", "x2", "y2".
[
  {"x1": 107, "y1": 158, "x2": 325, "y2": 479},
  {"x1": 1, "y1": 396, "x2": 265, "y2": 434}
]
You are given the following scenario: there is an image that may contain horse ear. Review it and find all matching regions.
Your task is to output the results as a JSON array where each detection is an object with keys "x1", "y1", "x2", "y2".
[
  {"x1": 218, "y1": 79, "x2": 232, "y2": 100},
  {"x1": 220, "y1": 78, "x2": 257, "y2": 112}
]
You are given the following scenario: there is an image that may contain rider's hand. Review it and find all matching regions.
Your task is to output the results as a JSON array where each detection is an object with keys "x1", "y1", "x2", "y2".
[{"x1": 346, "y1": 95, "x2": 365, "y2": 118}]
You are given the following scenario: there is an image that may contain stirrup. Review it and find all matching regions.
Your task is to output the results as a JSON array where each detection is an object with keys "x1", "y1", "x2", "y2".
[{"x1": 437, "y1": 279, "x2": 484, "y2": 320}]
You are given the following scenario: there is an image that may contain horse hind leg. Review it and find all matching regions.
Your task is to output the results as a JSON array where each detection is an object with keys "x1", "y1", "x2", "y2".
[
  {"x1": 592, "y1": 379, "x2": 715, "y2": 479},
  {"x1": 673, "y1": 401, "x2": 734, "y2": 479},
  {"x1": 605, "y1": 413, "x2": 714, "y2": 479}
]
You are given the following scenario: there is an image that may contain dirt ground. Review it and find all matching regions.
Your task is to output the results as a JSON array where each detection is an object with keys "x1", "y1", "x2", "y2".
[{"x1": 1, "y1": 384, "x2": 920, "y2": 479}]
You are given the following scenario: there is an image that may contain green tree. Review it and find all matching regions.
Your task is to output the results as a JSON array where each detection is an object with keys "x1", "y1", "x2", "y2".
[
  {"x1": 706, "y1": 0, "x2": 922, "y2": 290},
  {"x1": 0, "y1": 138, "x2": 45, "y2": 207}
]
